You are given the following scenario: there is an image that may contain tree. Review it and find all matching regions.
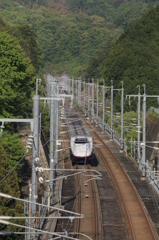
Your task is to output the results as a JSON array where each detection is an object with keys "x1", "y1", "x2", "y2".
[
  {"x1": 0, "y1": 144, "x2": 24, "y2": 240},
  {"x1": 0, "y1": 32, "x2": 35, "y2": 118},
  {"x1": 10, "y1": 25, "x2": 44, "y2": 72},
  {"x1": 0, "y1": 133, "x2": 24, "y2": 171}
]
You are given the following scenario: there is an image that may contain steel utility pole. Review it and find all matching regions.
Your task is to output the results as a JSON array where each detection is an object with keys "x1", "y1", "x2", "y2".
[
  {"x1": 111, "y1": 82, "x2": 124, "y2": 149},
  {"x1": 121, "y1": 81, "x2": 124, "y2": 150},
  {"x1": 103, "y1": 80, "x2": 105, "y2": 131},
  {"x1": 50, "y1": 83, "x2": 55, "y2": 201},
  {"x1": 88, "y1": 80, "x2": 90, "y2": 113},
  {"x1": 111, "y1": 80, "x2": 113, "y2": 138},
  {"x1": 28, "y1": 184, "x2": 32, "y2": 240},
  {"x1": 79, "y1": 78, "x2": 81, "y2": 107},
  {"x1": 134, "y1": 140, "x2": 136, "y2": 160},
  {"x1": 72, "y1": 78, "x2": 74, "y2": 98},
  {"x1": 32, "y1": 95, "x2": 40, "y2": 215},
  {"x1": 96, "y1": 79, "x2": 99, "y2": 120},
  {"x1": 131, "y1": 137, "x2": 132, "y2": 157},
  {"x1": 137, "y1": 85, "x2": 141, "y2": 164},
  {"x1": 142, "y1": 84, "x2": 146, "y2": 176},
  {"x1": 68, "y1": 78, "x2": 70, "y2": 94},
  {"x1": 92, "y1": 78, "x2": 94, "y2": 120},
  {"x1": 30, "y1": 93, "x2": 40, "y2": 240},
  {"x1": 76, "y1": 80, "x2": 78, "y2": 105},
  {"x1": 140, "y1": 86, "x2": 159, "y2": 175},
  {"x1": 55, "y1": 83, "x2": 59, "y2": 165},
  {"x1": 126, "y1": 89, "x2": 141, "y2": 165},
  {"x1": 84, "y1": 80, "x2": 86, "y2": 114},
  {"x1": 77, "y1": 79, "x2": 80, "y2": 106},
  {"x1": 126, "y1": 87, "x2": 143, "y2": 172}
]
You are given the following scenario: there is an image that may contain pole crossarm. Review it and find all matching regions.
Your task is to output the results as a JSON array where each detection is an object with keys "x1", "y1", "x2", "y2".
[
  {"x1": 126, "y1": 94, "x2": 143, "y2": 98},
  {"x1": 40, "y1": 96, "x2": 66, "y2": 106},
  {"x1": 146, "y1": 95, "x2": 159, "y2": 98},
  {"x1": 55, "y1": 94, "x2": 74, "y2": 101},
  {"x1": 40, "y1": 97, "x2": 64, "y2": 100},
  {"x1": 0, "y1": 118, "x2": 34, "y2": 131}
]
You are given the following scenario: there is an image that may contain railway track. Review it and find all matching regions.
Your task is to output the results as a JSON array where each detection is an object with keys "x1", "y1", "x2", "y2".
[
  {"x1": 41, "y1": 104, "x2": 158, "y2": 239},
  {"x1": 55, "y1": 162, "x2": 100, "y2": 240},
  {"x1": 41, "y1": 80, "x2": 159, "y2": 239},
  {"x1": 55, "y1": 104, "x2": 100, "y2": 239},
  {"x1": 74, "y1": 164, "x2": 100, "y2": 240},
  {"x1": 86, "y1": 121, "x2": 158, "y2": 240}
]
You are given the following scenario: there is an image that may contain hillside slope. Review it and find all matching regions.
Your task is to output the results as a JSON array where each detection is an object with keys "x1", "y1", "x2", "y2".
[
  {"x1": 102, "y1": 6, "x2": 159, "y2": 110},
  {"x1": 1, "y1": 0, "x2": 159, "y2": 75},
  {"x1": 13, "y1": 0, "x2": 159, "y2": 29}
]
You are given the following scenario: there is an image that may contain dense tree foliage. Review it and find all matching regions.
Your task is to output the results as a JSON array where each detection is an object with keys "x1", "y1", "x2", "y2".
[
  {"x1": 103, "y1": 6, "x2": 159, "y2": 111},
  {"x1": 0, "y1": 139, "x2": 25, "y2": 239},
  {"x1": 85, "y1": 41, "x2": 113, "y2": 79},
  {"x1": 1, "y1": 133, "x2": 24, "y2": 171},
  {"x1": 41, "y1": 104, "x2": 50, "y2": 141},
  {"x1": 0, "y1": 14, "x2": 43, "y2": 239},
  {"x1": 0, "y1": 0, "x2": 121, "y2": 76},
  {"x1": 1, "y1": 0, "x2": 159, "y2": 76},
  {"x1": 0, "y1": 32, "x2": 35, "y2": 118},
  {"x1": 10, "y1": 25, "x2": 44, "y2": 73},
  {"x1": 0, "y1": 14, "x2": 7, "y2": 30},
  {"x1": 15, "y1": 0, "x2": 46, "y2": 6},
  {"x1": 67, "y1": 0, "x2": 158, "y2": 29}
]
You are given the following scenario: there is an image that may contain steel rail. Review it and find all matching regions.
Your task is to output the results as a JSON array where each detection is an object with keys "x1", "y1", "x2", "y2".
[
  {"x1": 88, "y1": 164, "x2": 99, "y2": 240},
  {"x1": 86, "y1": 121, "x2": 157, "y2": 240},
  {"x1": 75, "y1": 164, "x2": 100, "y2": 240},
  {"x1": 95, "y1": 148, "x2": 135, "y2": 240},
  {"x1": 75, "y1": 164, "x2": 81, "y2": 238}
]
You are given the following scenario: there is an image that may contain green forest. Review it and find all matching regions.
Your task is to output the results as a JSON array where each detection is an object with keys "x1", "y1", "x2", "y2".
[
  {"x1": 0, "y1": 11, "x2": 44, "y2": 239},
  {"x1": 103, "y1": 6, "x2": 159, "y2": 111},
  {"x1": 1, "y1": 0, "x2": 159, "y2": 238},
  {"x1": 0, "y1": 0, "x2": 159, "y2": 76}
]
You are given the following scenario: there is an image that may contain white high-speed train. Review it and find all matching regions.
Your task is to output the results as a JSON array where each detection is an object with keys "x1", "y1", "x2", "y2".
[{"x1": 66, "y1": 113, "x2": 93, "y2": 165}]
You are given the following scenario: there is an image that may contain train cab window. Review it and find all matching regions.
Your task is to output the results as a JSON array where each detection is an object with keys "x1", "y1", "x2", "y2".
[{"x1": 75, "y1": 138, "x2": 88, "y2": 144}]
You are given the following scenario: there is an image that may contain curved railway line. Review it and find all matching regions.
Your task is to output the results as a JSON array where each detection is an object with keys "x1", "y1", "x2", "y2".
[
  {"x1": 41, "y1": 93, "x2": 159, "y2": 240},
  {"x1": 85, "y1": 121, "x2": 158, "y2": 240}
]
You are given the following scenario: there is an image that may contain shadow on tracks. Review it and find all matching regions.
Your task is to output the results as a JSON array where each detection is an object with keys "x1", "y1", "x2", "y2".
[
  {"x1": 89, "y1": 154, "x2": 99, "y2": 167},
  {"x1": 71, "y1": 154, "x2": 99, "y2": 167}
]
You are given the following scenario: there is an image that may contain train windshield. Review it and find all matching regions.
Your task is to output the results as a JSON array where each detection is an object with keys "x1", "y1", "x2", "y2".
[{"x1": 75, "y1": 138, "x2": 88, "y2": 144}]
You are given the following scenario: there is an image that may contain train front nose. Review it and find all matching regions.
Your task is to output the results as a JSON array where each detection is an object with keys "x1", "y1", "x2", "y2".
[
  {"x1": 74, "y1": 143, "x2": 91, "y2": 158},
  {"x1": 74, "y1": 145, "x2": 87, "y2": 157}
]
